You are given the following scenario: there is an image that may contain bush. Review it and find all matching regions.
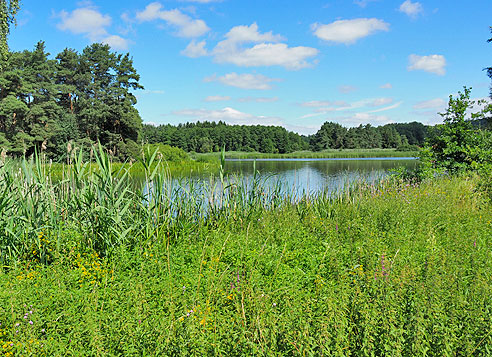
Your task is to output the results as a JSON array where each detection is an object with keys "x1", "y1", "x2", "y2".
[
  {"x1": 143, "y1": 143, "x2": 189, "y2": 162},
  {"x1": 422, "y1": 87, "x2": 492, "y2": 174}
]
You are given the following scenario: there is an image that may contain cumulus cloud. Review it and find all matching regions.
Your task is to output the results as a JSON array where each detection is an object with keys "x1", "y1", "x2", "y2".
[
  {"x1": 204, "y1": 73, "x2": 281, "y2": 90},
  {"x1": 57, "y1": 7, "x2": 130, "y2": 50},
  {"x1": 380, "y1": 83, "x2": 393, "y2": 89},
  {"x1": 204, "y1": 95, "x2": 231, "y2": 102},
  {"x1": 312, "y1": 18, "x2": 389, "y2": 45},
  {"x1": 413, "y1": 98, "x2": 446, "y2": 110},
  {"x1": 408, "y1": 54, "x2": 446, "y2": 75},
  {"x1": 178, "y1": 22, "x2": 318, "y2": 70},
  {"x1": 137, "y1": 2, "x2": 209, "y2": 38},
  {"x1": 181, "y1": 40, "x2": 208, "y2": 57},
  {"x1": 57, "y1": 7, "x2": 111, "y2": 39},
  {"x1": 102, "y1": 35, "x2": 131, "y2": 50},
  {"x1": 173, "y1": 107, "x2": 285, "y2": 126},
  {"x1": 399, "y1": 0, "x2": 423, "y2": 18},
  {"x1": 207, "y1": 23, "x2": 318, "y2": 70}
]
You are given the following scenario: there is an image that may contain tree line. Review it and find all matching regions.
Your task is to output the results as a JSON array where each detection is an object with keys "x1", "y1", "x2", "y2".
[{"x1": 141, "y1": 120, "x2": 429, "y2": 154}]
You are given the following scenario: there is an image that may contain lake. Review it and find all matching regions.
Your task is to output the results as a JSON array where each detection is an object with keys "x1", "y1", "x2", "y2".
[{"x1": 220, "y1": 157, "x2": 417, "y2": 196}]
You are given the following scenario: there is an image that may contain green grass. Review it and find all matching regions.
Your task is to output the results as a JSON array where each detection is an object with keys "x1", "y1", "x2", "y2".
[
  {"x1": 0, "y1": 150, "x2": 491, "y2": 355},
  {"x1": 192, "y1": 148, "x2": 419, "y2": 162}
]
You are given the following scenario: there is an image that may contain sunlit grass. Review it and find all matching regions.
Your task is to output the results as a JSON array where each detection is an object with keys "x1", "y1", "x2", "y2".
[{"x1": 0, "y1": 149, "x2": 491, "y2": 355}]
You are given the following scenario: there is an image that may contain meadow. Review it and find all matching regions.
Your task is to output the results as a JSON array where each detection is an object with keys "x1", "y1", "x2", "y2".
[{"x1": 0, "y1": 149, "x2": 491, "y2": 355}]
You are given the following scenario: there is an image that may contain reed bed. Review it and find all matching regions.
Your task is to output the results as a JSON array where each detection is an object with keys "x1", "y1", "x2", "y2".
[
  {"x1": 193, "y1": 148, "x2": 419, "y2": 162},
  {"x1": 0, "y1": 147, "x2": 491, "y2": 355}
]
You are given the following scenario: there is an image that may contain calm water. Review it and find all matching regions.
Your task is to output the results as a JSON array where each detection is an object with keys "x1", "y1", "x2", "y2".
[
  {"x1": 142, "y1": 158, "x2": 417, "y2": 210},
  {"x1": 221, "y1": 157, "x2": 417, "y2": 196}
]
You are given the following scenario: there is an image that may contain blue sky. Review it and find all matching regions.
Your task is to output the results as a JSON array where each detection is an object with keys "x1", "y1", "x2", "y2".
[{"x1": 9, "y1": 0, "x2": 492, "y2": 134}]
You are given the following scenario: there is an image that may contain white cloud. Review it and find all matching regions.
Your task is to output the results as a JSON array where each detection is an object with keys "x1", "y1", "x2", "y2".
[
  {"x1": 204, "y1": 95, "x2": 231, "y2": 102},
  {"x1": 211, "y1": 23, "x2": 318, "y2": 70},
  {"x1": 57, "y1": 7, "x2": 130, "y2": 50},
  {"x1": 181, "y1": 40, "x2": 208, "y2": 57},
  {"x1": 413, "y1": 98, "x2": 446, "y2": 110},
  {"x1": 380, "y1": 83, "x2": 392, "y2": 89},
  {"x1": 408, "y1": 54, "x2": 446, "y2": 75},
  {"x1": 339, "y1": 85, "x2": 358, "y2": 94},
  {"x1": 173, "y1": 107, "x2": 284, "y2": 127},
  {"x1": 57, "y1": 7, "x2": 111, "y2": 40},
  {"x1": 399, "y1": 0, "x2": 423, "y2": 18},
  {"x1": 137, "y1": 2, "x2": 209, "y2": 38},
  {"x1": 312, "y1": 18, "x2": 389, "y2": 45},
  {"x1": 204, "y1": 73, "x2": 281, "y2": 90},
  {"x1": 102, "y1": 35, "x2": 131, "y2": 50}
]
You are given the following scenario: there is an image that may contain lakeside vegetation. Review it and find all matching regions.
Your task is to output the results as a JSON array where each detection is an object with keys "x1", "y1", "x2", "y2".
[
  {"x1": 1, "y1": 4, "x2": 492, "y2": 354},
  {"x1": 193, "y1": 148, "x2": 418, "y2": 162},
  {"x1": 0, "y1": 84, "x2": 492, "y2": 354},
  {"x1": 1, "y1": 151, "x2": 492, "y2": 354}
]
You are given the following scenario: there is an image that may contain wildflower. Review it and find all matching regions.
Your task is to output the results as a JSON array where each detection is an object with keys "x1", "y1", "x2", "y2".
[
  {"x1": 41, "y1": 329, "x2": 45, "y2": 333},
  {"x1": 15, "y1": 323, "x2": 19, "y2": 327},
  {"x1": 273, "y1": 302, "x2": 277, "y2": 307},
  {"x1": 29, "y1": 321, "x2": 33, "y2": 325}
]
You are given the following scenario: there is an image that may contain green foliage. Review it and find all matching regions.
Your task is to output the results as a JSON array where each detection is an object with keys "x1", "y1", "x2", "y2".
[
  {"x1": 0, "y1": 164, "x2": 491, "y2": 354},
  {"x1": 310, "y1": 121, "x2": 424, "y2": 151},
  {"x1": 142, "y1": 121, "x2": 309, "y2": 154},
  {"x1": 0, "y1": 41, "x2": 143, "y2": 160},
  {"x1": 143, "y1": 143, "x2": 189, "y2": 162},
  {"x1": 422, "y1": 87, "x2": 491, "y2": 174},
  {"x1": 0, "y1": 0, "x2": 20, "y2": 65}
]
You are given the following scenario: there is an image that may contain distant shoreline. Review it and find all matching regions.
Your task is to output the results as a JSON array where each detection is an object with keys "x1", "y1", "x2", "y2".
[{"x1": 192, "y1": 149, "x2": 420, "y2": 161}]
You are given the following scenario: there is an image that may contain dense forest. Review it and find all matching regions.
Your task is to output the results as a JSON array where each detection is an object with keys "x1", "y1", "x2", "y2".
[
  {"x1": 141, "y1": 120, "x2": 428, "y2": 154},
  {"x1": 0, "y1": 41, "x2": 143, "y2": 160}
]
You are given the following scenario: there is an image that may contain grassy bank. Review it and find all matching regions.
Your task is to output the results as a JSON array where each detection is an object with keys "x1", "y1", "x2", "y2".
[
  {"x1": 0, "y1": 152, "x2": 491, "y2": 355},
  {"x1": 193, "y1": 148, "x2": 419, "y2": 162}
]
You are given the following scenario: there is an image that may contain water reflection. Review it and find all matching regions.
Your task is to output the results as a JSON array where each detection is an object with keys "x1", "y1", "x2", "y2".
[{"x1": 223, "y1": 158, "x2": 417, "y2": 196}]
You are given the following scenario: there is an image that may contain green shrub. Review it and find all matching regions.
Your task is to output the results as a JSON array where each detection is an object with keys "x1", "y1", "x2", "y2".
[{"x1": 143, "y1": 143, "x2": 189, "y2": 162}]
